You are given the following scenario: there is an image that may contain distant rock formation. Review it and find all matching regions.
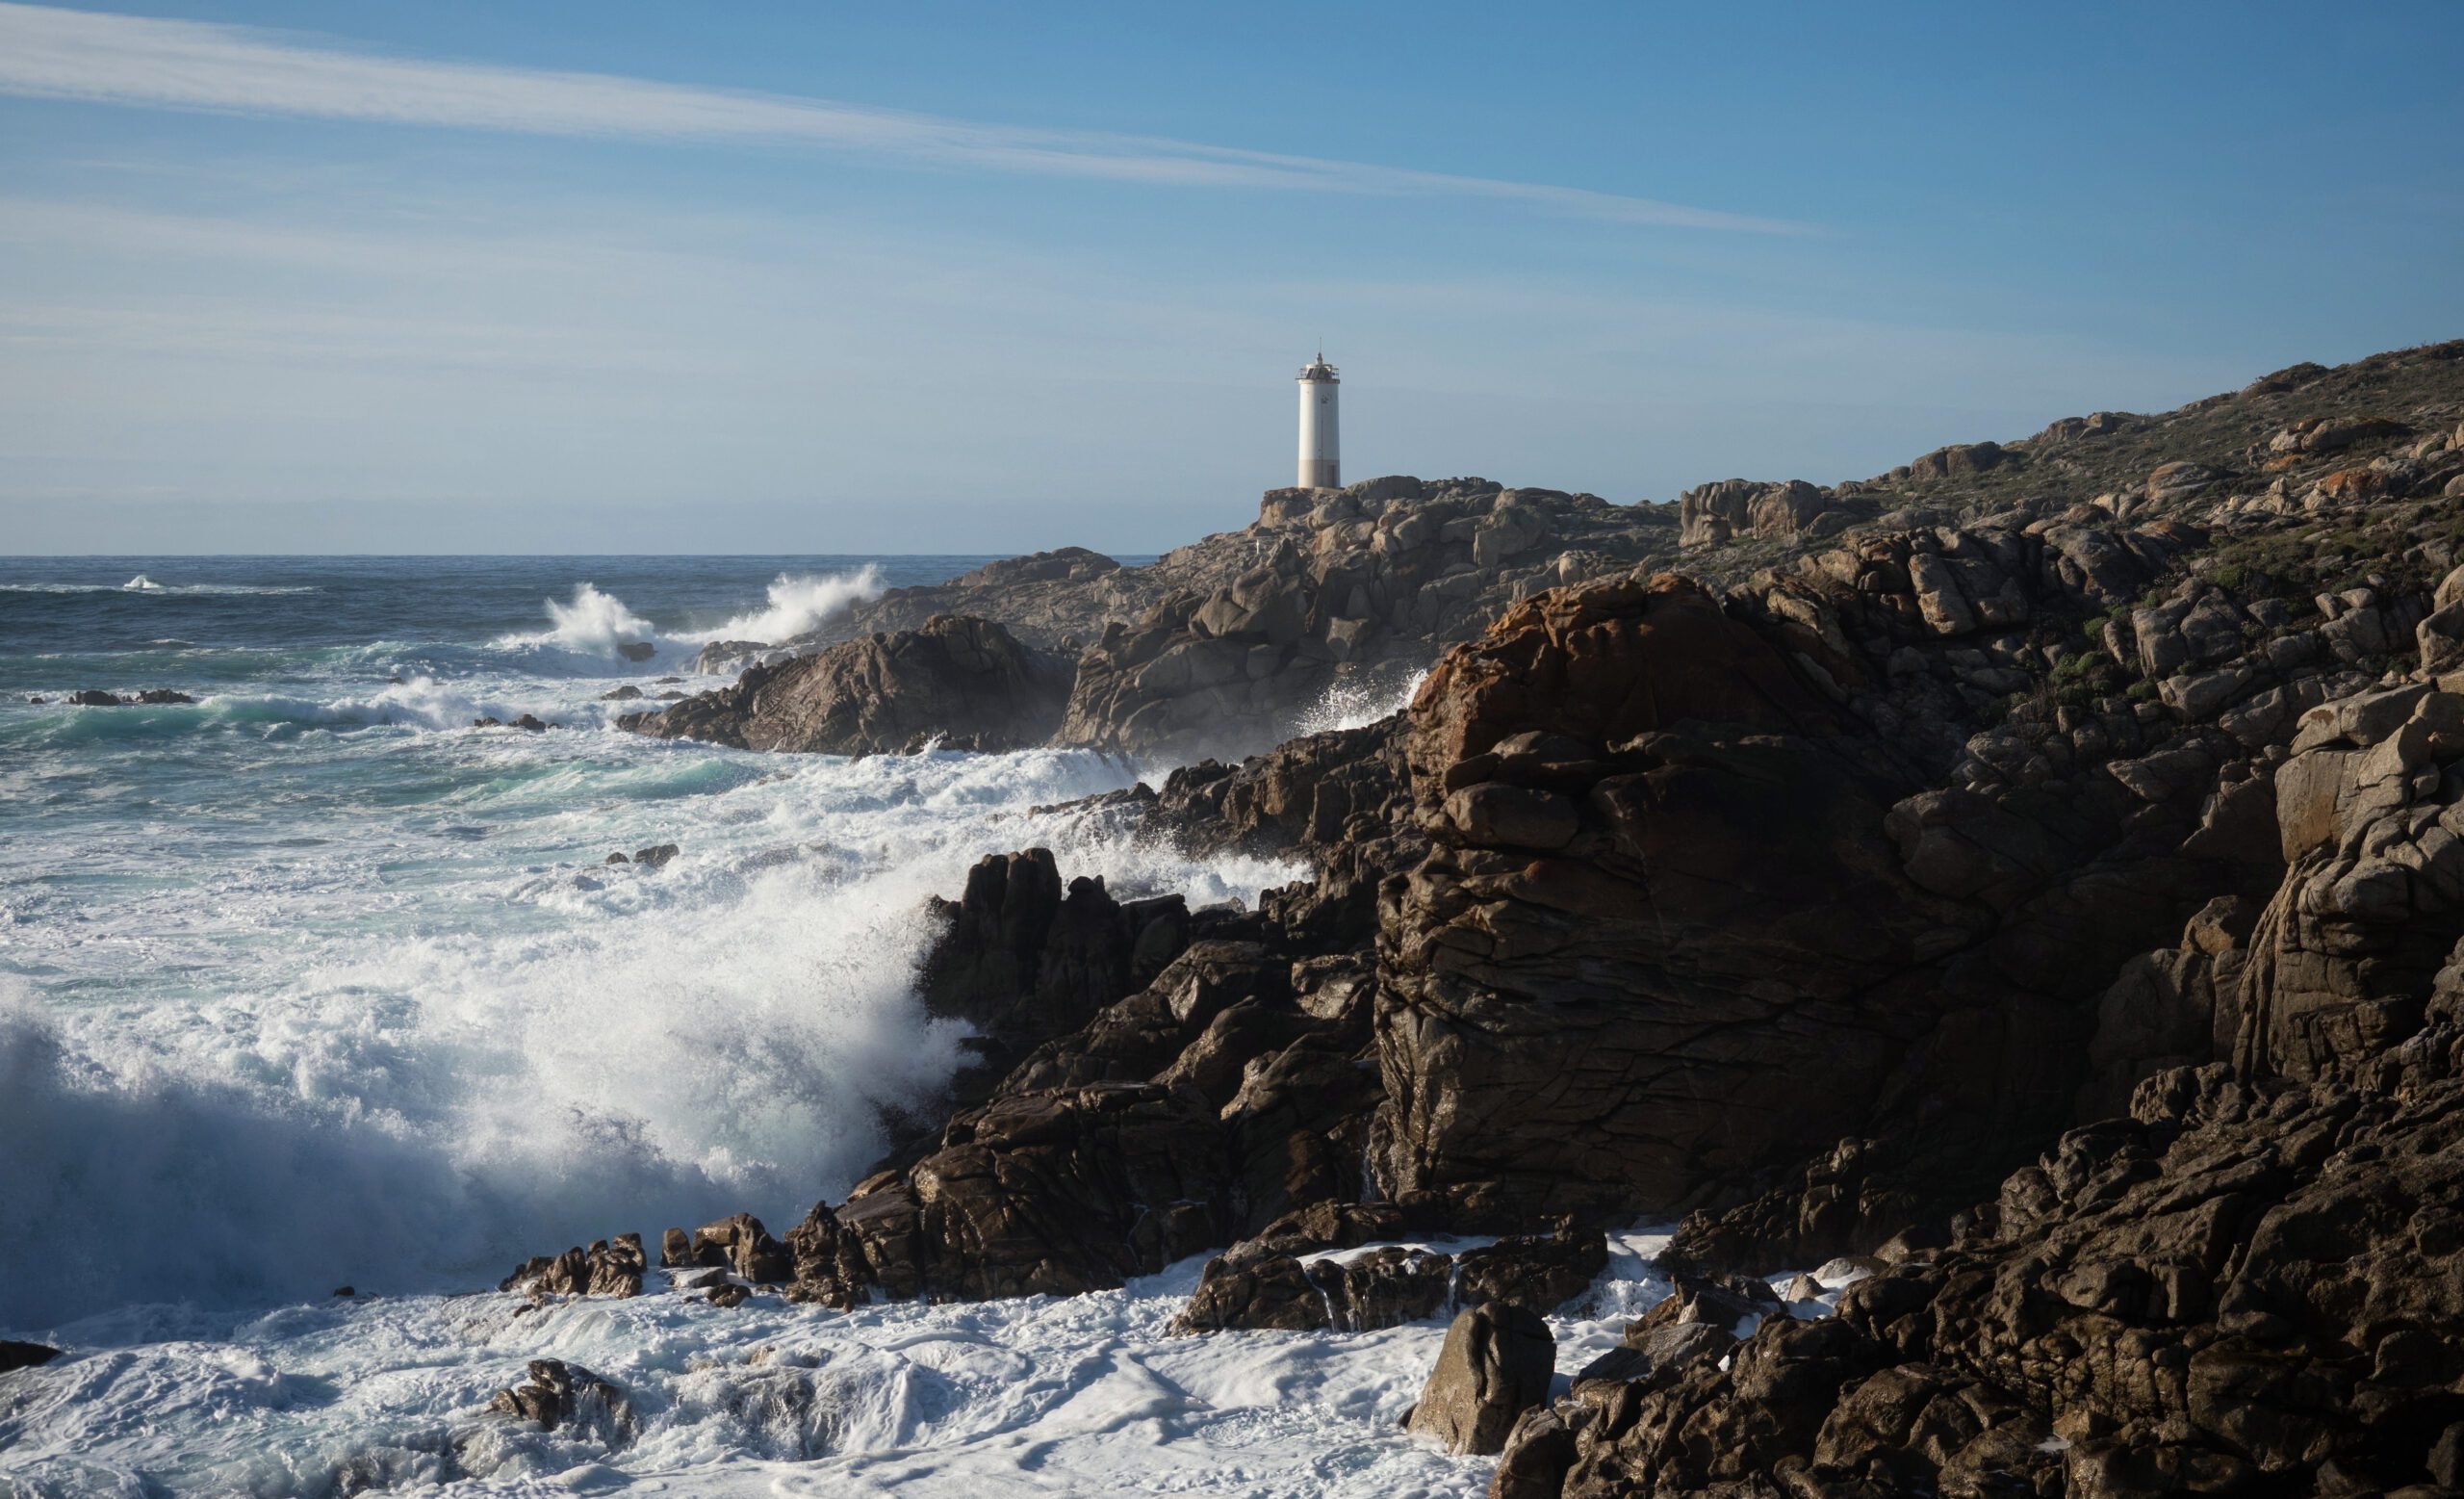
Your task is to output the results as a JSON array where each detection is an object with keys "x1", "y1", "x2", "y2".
[
  {"x1": 622, "y1": 614, "x2": 1071, "y2": 756},
  {"x1": 1050, "y1": 479, "x2": 1678, "y2": 760},
  {"x1": 1677, "y1": 477, "x2": 1856, "y2": 547}
]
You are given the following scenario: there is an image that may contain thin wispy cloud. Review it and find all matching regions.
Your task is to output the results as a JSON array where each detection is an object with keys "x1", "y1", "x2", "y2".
[{"x1": 0, "y1": 2, "x2": 1808, "y2": 233}]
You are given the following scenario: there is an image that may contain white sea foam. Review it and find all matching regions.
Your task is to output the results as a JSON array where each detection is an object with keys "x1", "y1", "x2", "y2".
[
  {"x1": 0, "y1": 1228, "x2": 1684, "y2": 1497},
  {"x1": 688, "y1": 567, "x2": 886, "y2": 645},
  {"x1": 0, "y1": 733, "x2": 1297, "y2": 1330}
]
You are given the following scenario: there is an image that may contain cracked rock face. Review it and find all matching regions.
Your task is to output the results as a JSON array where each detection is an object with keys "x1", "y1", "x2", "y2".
[{"x1": 1364, "y1": 571, "x2": 2210, "y2": 1229}]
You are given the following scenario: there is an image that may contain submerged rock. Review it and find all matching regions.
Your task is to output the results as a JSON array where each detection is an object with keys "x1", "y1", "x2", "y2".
[
  {"x1": 486, "y1": 1358, "x2": 636, "y2": 1447},
  {"x1": 66, "y1": 688, "x2": 197, "y2": 706}
]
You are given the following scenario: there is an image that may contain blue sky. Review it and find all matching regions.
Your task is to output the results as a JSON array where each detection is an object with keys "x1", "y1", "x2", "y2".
[{"x1": 1, "y1": 2, "x2": 2458, "y2": 554}]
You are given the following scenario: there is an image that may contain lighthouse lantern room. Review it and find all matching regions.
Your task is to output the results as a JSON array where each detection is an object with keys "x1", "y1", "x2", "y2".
[{"x1": 1296, "y1": 352, "x2": 1340, "y2": 490}]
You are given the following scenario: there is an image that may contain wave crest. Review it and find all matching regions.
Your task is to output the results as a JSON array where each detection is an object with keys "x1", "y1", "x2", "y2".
[
  {"x1": 692, "y1": 567, "x2": 886, "y2": 646},
  {"x1": 496, "y1": 582, "x2": 659, "y2": 658}
]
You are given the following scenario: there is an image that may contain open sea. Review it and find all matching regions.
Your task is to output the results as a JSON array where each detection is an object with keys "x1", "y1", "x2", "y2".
[{"x1": 0, "y1": 555, "x2": 1639, "y2": 1498}]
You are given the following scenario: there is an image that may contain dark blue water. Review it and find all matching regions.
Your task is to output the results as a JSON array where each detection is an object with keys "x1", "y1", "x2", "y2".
[{"x1": 0, "y1": 555, "x2": 1002, "y2": 682}]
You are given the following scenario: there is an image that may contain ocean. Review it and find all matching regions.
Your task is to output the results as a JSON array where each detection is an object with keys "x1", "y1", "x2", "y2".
[{"x1": 0, "y1": 555, "x2": 1670, "y2": 1497}]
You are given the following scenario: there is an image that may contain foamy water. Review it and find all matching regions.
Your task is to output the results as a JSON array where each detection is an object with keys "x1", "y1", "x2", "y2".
[
  {"x1": 0, "y1": 1228, "x2": 1703, "y2": 1498},
  {"x1": 0, "y1": 557, "x2": 1667, "y2": 1497}
]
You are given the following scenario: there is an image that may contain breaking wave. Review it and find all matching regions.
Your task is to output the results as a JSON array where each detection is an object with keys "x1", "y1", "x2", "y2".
[
  {"x1": 496, "y1": 582, "x2": 661, "y2": 658},
  {"x1": 691, "y1": 566, "x2": 886, "y2": 645},
  {"x1": 494, "y1": 568, "x2": 885, "y2": 661},
  {"x1": 0, "y1": 737, "x2": 1296, "y2": 1329}
]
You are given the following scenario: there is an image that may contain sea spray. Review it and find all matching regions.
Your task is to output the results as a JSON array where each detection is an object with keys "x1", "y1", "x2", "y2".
[
  {"x1": 693, "y1": 566, "x2": 886, "y2": 645},
  {"x1": 0, "y1": 736, "x2": 1296, "y2": 1327},
  {"x1": 1290, "y1": 666, "x2": 1429, "y2": 737},
  {"x1": 493, "y1": 566, "x2": 886, "y2": 660},
  {"x1": 500, "y1": 582, "x2": 661, "y2": 658}
]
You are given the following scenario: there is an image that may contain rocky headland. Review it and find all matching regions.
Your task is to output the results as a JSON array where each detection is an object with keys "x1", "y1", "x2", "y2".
[{"x1": 522, "y1": 339, "x2": 2464, "y2": 1491}]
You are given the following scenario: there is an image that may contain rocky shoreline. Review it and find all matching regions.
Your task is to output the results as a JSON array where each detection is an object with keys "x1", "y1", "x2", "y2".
[
  {"x1": 93, "y1": 340, "x2": 2464, "y2": 1493},
  {"x1": 533, "y1": 338, "x2": 2464, "y2": 1495}
]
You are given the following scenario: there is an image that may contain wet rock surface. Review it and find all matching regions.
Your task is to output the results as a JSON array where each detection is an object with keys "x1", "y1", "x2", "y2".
[
  {"x1": 486, "y1": 1359, "x2": 636, "y2": 1448},
  {"x1": 623, "y1": 613, "x2": 1071, "y2": 756}
]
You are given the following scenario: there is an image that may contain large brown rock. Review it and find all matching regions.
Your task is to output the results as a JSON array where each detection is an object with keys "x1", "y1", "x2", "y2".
[
  {"x1": 2234, "y1": 687, "x2": 2464, "y2": 1083},
  {"x1": 498, "y1": 1233, "x2": 646, "y2": 1299},
  {"x1": 622, "y1": 614, "x2": 1072, "y2": 756},
  {"x1": 1373, "y1": 574, "x2": 2005, "y2": 1223},
  {"x1": 1407, "y1": 1302, "x2": 1557, "y2": 1457}
]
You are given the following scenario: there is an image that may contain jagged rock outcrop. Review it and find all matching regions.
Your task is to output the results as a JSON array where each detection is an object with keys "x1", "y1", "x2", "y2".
[
  {"x1": 1049, "y1": 479, "x2": 1680, "y2": 760},
  {"x1": 910, "y1": 848, "x2": 1197, "y2": 1115},
  {"x1": 622, "y1": 614, "x2": 1071, "y2": 756},
  {"x1": 1537, "y1": 676, "x2": 2464, "y2": 1497}
]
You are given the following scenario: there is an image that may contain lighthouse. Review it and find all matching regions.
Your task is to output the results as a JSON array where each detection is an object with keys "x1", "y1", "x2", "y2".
[{"x1": 1296, "y1": 352, "x2": 1340, "y2": 489}]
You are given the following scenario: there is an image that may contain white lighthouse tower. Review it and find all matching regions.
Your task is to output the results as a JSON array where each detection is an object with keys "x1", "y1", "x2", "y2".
[{"x1": 1296, "y1": 351, "x2": 1340, "y2": 490}]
